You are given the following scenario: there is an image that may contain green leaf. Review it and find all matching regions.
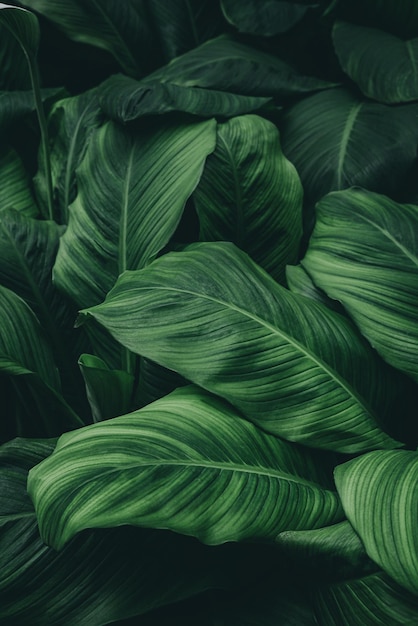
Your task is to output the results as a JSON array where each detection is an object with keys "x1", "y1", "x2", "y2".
[
  {"x1": 99, "y1": 75, "x2": 271, "y2": 122},
  {"x1": 194, "y1": 114, "x2": 303, "y2": 283},
  {"x1": 79, "y1": 242, "x2": 400, "y2": 453},
  {"x1": 286, "y1": 264, "x2": 341, "y2": 310},
  {"x1": 0, "y1": 147, "x2": 38, "y2": 216},
  {"x1": 333, "y1": 21, "x2": 418, "y2": 104},
  {"x1": 54, "y1": 118, "x2": 216, "y2": 310},
  {"x1": 221, "y1": 0, "x2": 313, "y2": 36},
  {"x1": 145, "y1": 35, "x2": 337, "y2": 98},
  {"x1": 0, "y1": 3, "x2": 40, "y2": 59},
  {"x1": 78, "y1": 353, "x2": 134, "y2": 422},
  {"x1": 302, "y1": 188, "x2": 418, "y2": 383},
  {"x1": 280, "y1": 87, "x2": 418, "y2": 205},
  {"x1": 28, "y1": 386, "x2": 343, "y2": 550},
  {"x1": 338, "y1": 0, "x2": 418, "y2": 39},
  {"x1": 34, "y1": 89, "x2": 103, "y2": 224},
  {"x1": 314, "y1": 570, "x2": 418, "y2": 625},
  {"x1": 137, "y1": 357, "x2": 186, "y2": 408},
  {"x1": 0, "y1": 23, "x2": 31, "y2": 90},
  {"x1": 2, "y1": 437, "x2": 270, "y2": 625},
  {"x1": 334, "y1": 450, "x2": 418, "y2": 595},
  {"x1": 19, "y1": 0, "x2": 155, "y2": 77},
  {"x1": 0, "y1": 88, "x2": 64, "y2": 135}
]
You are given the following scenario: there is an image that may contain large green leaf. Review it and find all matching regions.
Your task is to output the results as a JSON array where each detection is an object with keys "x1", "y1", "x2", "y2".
[
  {"x1": 193, "y1": 114, "x2": 303, "y2": 283},
  {"x1": 54, "y1": 118, "x2": 216, "y2": 310},
  {"x1": 302, "y1": 188, "x2": 418, "y2": 383},
  {"x1": 19, "y1": 0, "x2": 155, "y2": 77},
  {"x1": 99, "y1": 75, "x2": 271, "y2": 122},
  {"x1": 314, "y1": 571, "x2": 418, "y2": 625},
  {"x1": 78, "y1": 242, "x2": 400, "y2": 453},
  {"x1": 28, "y1": 386, "x2": 343, "y2": 550},
  {"x1": 334, "y1": 450, "x2": 418, "y2": 595},
  {"x1": 280, "y1": 87, "x2": 418, "y2": 205},
  {"x1": 0, "y1": 88, "x2": 64, "y2": 135},
  {"x1": 35, "y1": 89, "x2": 102, "y2": 224},
  {"x1": 221, "y1": 0, "x2": 313, "y2": 36},
  {"x1": 145, "y1": 35, "x2": 336, "y2": 98},
  {"x1": 333, "y1": 21, "x2": 418, "y2": 104},
  {"x1": 0, "y1": 23, "x2": 30, "y2": 90},
  {"x1": 0, "y1": 3, "x2": 39, "y2": 59},
  {"x1": 2, "y1": 437, "x2": 272, "y2": 625},
  {"x1": 0, "y1": 147, "x2": 38, "y2": 216}
]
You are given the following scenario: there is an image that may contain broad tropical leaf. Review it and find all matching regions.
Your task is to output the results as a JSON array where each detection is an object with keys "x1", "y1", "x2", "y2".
[
  {"x1": 0, "y1": 88, "x2": 64, "y2": 135},
  {"x1": 35, "y1": 89, "x2": 102, "y2": 224},
  {"x1": 221, "y1": 0, "x2": 313, "y2": 36},
  {"x1": 54, "y1": 118, "x2": 216, "y2": 309},
  {"x1": 0, "y1": 3, "x2": 39, "y2": 59},
  {"x1": 145, "y1": 35, "x2": 336, "y2": 98},
  {"x1": 194, "y1": 115, "x2": 302, "y2": 283},
  {"x1": 302, "y1": 188, "x2": 418, "y2": 382},
  {"x1": 0, "y1": 23, "x2": 30, "y2": 90},
  {"x1": 286, "y1": 264, "x2": 341, "y2": 310},
  {"x1": 28, "y1": 386, "x2": 343, "y2": 550},
  {"x1": 1, "y1": 437, "x2": 269, "y2": 625},
  {"x1": 314, "y1": 570, "x2": 418, "y2": 625},
  {"x1": 0, "y1": 147, "x2": 37, "y2": 216},
  {"x1": 19, "y1": 0, "x2": 155, "y2": 77},
  {"x1": 280, "y1": 87, "x2": 418, "y2": 204},
  {"x1": 99, "y1": 75, "x2": 271, "y2": 122},
  {"x1": 334, "y1": 450, "x2": 418, "y2": 595},
  {"x1": 333, "y1": 21, "x2": 418, "y2": 103},
  {"x1": 78, "y1": 242, "x2": 400, "y2": 453}
]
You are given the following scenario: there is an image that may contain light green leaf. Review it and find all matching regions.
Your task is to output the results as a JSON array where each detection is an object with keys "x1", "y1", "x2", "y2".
[
  {"x1": 333, "y1": 21, "x2": 418, "y2": 104},
  {"x1": 302, "y1": 188, "x2": 418, "y2": 383},
  {"x1": 54, "y1": 118, "x2": 216, "y2": 309},
  {"x1": 334, "y1": 450, "x2": 418, "y2": 595},
  {"x1": 2, "y1": 437, "x2": 266, "y2": 625},
  {"x1": 78, "y1": 242, "x2": 400, "y2": 453},
  {"x1": 28, "y1": 386, "x2": 343, "y2": 550},
  {"x1": 145, "y1": 35, "x2": 337, "y2": 98},
  {"x1": 0, "y1": 3, "x2": 39, "y2": 59},
  {"x1": 314, "y1": 571, "x2": 418, "y2": 625},
  {"x1": 34, "y1": 89, "x2": 102, "y2": 224},
  {"x1": 99, "y1": 75, "x2": 271, "y2": 122},
  {"x1": 221, "y1": 0, "x2": 313, "y2": 36},
  {"x1": 19, "y1": 0, "x2": 155, "y2": 77},
  {"x1": 78, "y1": 353, "x2": 134, "y2": 422},
  {"x1": 280, "y1": 87, "x2": 418, "y2": 204},
  {"x1": 194, "y1": 114, "x2": 302, "y2": 283},
  {"x1": 0, "y1": 147, "x2": 38, "y2": 216}
]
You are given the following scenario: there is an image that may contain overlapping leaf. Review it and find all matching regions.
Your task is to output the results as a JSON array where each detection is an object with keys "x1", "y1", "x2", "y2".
[
  {"x1": 280, "y1": 87, "x2": 418, "y2": 204},
  {"x1": 0, "y1": 3, "x2": 39, "y2": 58},
  {"x1": 0, "y1": 23, "x2": 30, "y2": 90},
  {"x1": 0, "y1": 88, "x2": 64, "y2": 135},
  {"x1": 333, "y1": 21, "x2": 418, "y2": 103},
  {"x1": 99, "y1": 75, "x2": 271, "y2": 122},
  {"x1": 54, "y1": 118, "x2": 216, "y2": 309},
  {"x1": 78, "y1": 242, "x2": 400, "y2": 453},
  {"x1": 0, "y1": 147, "x2": 37, "y2": 216},
  {"x1": 334, "y1": 450, "x2": 418, "y2": 595},
  {"x1": 194, "y1": 114, "x2": 303, "y2": 283},
  {"x1": 28, "y1": 386, "x2": 343, "y2": 550},
  {"x1": 221, "y1": 0, "x2": 313, "y2": 36},
  {"x1": 302, "y1": 188, "x2": 418, "y2": 382}
]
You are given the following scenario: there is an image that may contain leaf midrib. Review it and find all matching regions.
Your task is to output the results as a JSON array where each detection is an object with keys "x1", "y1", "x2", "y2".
[
  {"x1": 218, "y1": 131, "x2": 245, "y2": 246},
  {"x1": 336, "y1": 102, "x2": 362, "y2": 188}
]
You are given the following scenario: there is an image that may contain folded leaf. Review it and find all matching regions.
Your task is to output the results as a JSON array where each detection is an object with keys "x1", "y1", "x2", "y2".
[
  {"x1": 302, "y1": 188, "x2": 418, "y2": 382},
  {"x1": 334, "y1": 450, "x2": 418, "y2": 595},
  {"x1": 0, "y1": 147, "x2": 37, "y2": 216},
  {"x1": 99, "y1": 75, "x2": 271, "y2": 122},
  {"x1": 221, "y1": 0, "x2": 312, "y2": 36},
  {"x1": 194, "y1": 114, "x2": 303, "y2": 283},
  {"x1": 28, "y1": 386, "x2": 343, "y2": 550},
  {"x1": 333, "y1": 21, "x2": 418, "y2": 104},
  {"x1": 54, "y1": 118, "x2": 216, "y2": 309},
  {"x1": 280, "y1": 87, "x2": 418, "y2": 204},
  {"x1": 79, "y1": 242, "x2": 400, "y2": 453}
]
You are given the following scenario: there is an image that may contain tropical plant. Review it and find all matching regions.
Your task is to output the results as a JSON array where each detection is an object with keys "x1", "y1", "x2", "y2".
[{"x1": 1, "y1": 1, "x2": 417, "y2": 624}]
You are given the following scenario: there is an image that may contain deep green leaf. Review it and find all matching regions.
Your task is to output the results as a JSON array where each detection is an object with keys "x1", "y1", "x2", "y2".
[
  {"x1": 334, "y1": 450, "x2": 418, "y2": 595},
  {"x1": 280, "y1": 87, "x2": 418, "y2": 204},
  {"x1": 302, "y1": 188, "x2": 418, "y2": 382},
  {"x1": 79, "y1": 242, "x2": 400, "y2": 453},
  {"x1": 54, "y1": 118, "x2": 216, "y2": 310},
  {"x1": 286, "y1": 264, "x2": 341, "y2": 310},
  {"x1": 194, "y1": 114, "x2": 303, "y2": 283},
  {"x1": 19, "y1": 0, "x2": 155, "y2": 77},
  {"x1": 333, "y1": 21, "x2": 418, "y2": 104},
  {"x1": 1, "y1": 437, "x2": 272, "y2": 625},
  {"x1": 137, "y1": 357, "x2": 186, "y2": 408},
  {"x1": 28, "y1": 386, "x2": 343, "y2": 550},
  {"x1": 337, "y1": 0, "x2": 418, "y2": 39},
  {"x1": 221, "y1": 0, "x2": 312, "y2": 36},
  {"x1": 0, "y1": 88, "x2": 64, "y2": 135},
  {"x1": 0, "y1": 147, "x2": 38, "y2": 216},
  {"x1": 35, "y1": 89, "x2": 103, "y2": 224},
  {"x1": 99, "y1": 75, "x2": 271, "y2": 122},
  {"x1": 0, "y1": 23, "x2": 30, "y2": 90},
  {"x1": 145, "y1": 35, "x2": 337, "y2": 99},
  {"x1": 0, "y1": 3, "x2": 39, "y2": 58}
]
